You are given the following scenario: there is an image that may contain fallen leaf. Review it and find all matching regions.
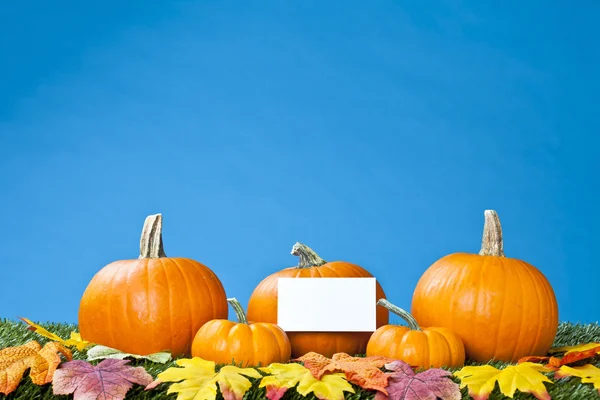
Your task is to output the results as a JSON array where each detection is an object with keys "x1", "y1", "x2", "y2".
[
  {"x1": 374, "y1": 360, "x2": 460, "y2": 400},
  {"x1": 517, "y1": 356, "x2": 552, "y2": 364},
  {"x1": 152, "y1": 357, "x2": 261, "y2": 400},
  {"x1": 453, "y1": 362, "x2": 553, "y2": 400},
  {"x1": 549, "y1": 342, "x2": 600, "y2": 355},
  {"x1": 0, "y1": 340, "x2": 72, "y2": 395},
  {"x1": 259, "y1": 362, "x2": 354, "y2": 400},
  {"x1": 555, "y1": 364, "x2": 600, "y2": 393},
  {"x1": 19, "y1": 317, "x2": 94, "y2": 351},
  {"x1": 519, "y1": 344, "x2": 600, "y2": 370},
  {"x1": 86, "y1": 345, "x2": 171, "y2": 364},
  {"x1": 294, "y1": 351, "x2": 395, "y2": 394},
  {"x1": 53, "y1": 358, "x2": 153, "y2": 400}
]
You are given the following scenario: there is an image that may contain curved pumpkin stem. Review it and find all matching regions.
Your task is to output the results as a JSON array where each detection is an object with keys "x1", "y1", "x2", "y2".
[
  {"x1": 479, "y1": 210, "x2": 505, "y2": 257},
  {"x1": 377, "y1": 299, "x2": 421, "y2": 331},
  {"x1": 291, "y1": 242, "x2": 327, "y2": 269},
  {"x1": 228, "y1": 298, "x2": 248, "y2": 324},
  {"x1": 139, "y1": 214, "x2": 167, "y2": 259}
]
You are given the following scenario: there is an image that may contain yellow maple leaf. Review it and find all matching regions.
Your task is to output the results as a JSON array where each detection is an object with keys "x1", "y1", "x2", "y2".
[
  {"x1": 556, "y1": 364, "x2": 600, "y2": 393},
  {"x1": 0, "y1": 340, "x2": 72, "y2": 395},
  {"x1": 453, "y1": 362, "x2": 553, "y2": 400},
  {"x1": 155, "y1": 357, "x2": 262, "y2": 400},
  {"x1": 549, "y1": 342, "x2": 600, "y2": 355},
  {"x1": 19, "y1": 317, "x2": 94, "y2": 351},
  {"x1": 259, "y1": 362, "x2": 355, "y2": 400}
]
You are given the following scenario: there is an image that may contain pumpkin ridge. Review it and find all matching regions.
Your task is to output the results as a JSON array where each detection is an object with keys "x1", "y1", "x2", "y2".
[
  {"x1": 195, "y1": 259, "x2": 217, "y2": 328},
  {"x1": 179, "y1": 258, "x2": 200, "y2": 356},
  {"x1": 472, "y1": 255, "x2": 486, "y2": 359},
  {"x1": 492, "y1": 256, "x2": 508, "y2": 361},
  {"x1": 519, "y1": 259, "x2": 546, "y2": 357},
  {"x1": 163, "y1": 258, "x2": 181, "y2": 356},
  {"x1": 450, "y1": 259, "x2": 470, "y2": 340},
  {"x1": 109, "y1": 261, "x2": 129, "y2": 351},
  {"x1": 509, "y1": 258, "x2": 527, "y2": 361}
]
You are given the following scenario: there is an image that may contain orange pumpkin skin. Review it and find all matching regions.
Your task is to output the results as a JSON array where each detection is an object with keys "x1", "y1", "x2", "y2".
[
  {"x1": 246, "y1": 243, "x2": 388, "y2": 358},
  {"x1": 192, "y1": 298, "x2": 291, "y2": 366},
  {"x1": 366, "y1": 300, "x2": 465, "y2": 369},
  {"x1": 78, "y1": 214, "x2": 228, "y2": 357},
  {"x1": 411, "y1": 210, "x2": 559, "y2": 363}
]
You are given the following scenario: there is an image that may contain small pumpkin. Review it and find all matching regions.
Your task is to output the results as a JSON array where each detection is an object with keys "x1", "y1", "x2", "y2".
[
  {"x1": 192, "y1": 297, "x2": 291, "y2": 366},
  {"x1": 411, "y1": 210, "x2": 559, "y2": 363},
  {"x1": 246, "y1": 242, "x2": 389, "y2": 358},
  {"x1": 78, "y1": 214, "x2": 228, "y2": 357},
  {"x1": 366, "y1": 299, "x2": 465, "y2": 369}
]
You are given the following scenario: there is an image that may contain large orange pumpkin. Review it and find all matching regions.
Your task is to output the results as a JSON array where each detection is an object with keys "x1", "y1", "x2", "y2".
[
  {"x1": 78, "y1": 214, "x2": 228, "y2": 357},
  {"x1": 192, "y1": 297, "x2": 291, "y2": 366},
  {"x1": 366, "y1": 299, "x2": 465, "y2": 369},
  {"x1": 246, "y1": 242, "x2": 388, "y2": 358},
  {"x1": 411, "y1": 210, "x2": 559, "y2": 363}
]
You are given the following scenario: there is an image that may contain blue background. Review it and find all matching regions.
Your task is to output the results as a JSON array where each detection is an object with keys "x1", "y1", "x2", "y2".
[{"x1": 1, "y1": 1, "x2": 598, "y2": 325}]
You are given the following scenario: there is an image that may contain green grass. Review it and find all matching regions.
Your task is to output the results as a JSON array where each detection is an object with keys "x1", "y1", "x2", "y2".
[{"x1": 1, "y1": 319, "x2": 599, "y2": 399}]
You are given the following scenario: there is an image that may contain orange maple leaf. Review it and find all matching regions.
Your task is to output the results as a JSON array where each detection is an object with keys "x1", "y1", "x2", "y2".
[
  {"x1": 294, "y1": 352, "x2": 396, "y2": 394},
  {"x1": 0, "y1": 340, "x2": 72, "y2": 395},
  {"x1": 518, "y1": 344, "x2": 600, "y2": 371}
]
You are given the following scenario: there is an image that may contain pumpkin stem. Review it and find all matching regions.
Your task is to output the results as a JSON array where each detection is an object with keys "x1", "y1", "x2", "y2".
[
  {"x1": 291, "y1": 242, "x2": 327, "y2": 268},
  {"x1": 479, "y1": 210, "x2": 505, "y2": 257},
  {"x1": 139, "y1": 214, "x2": 167, "y2": 259},
  {"x1": 227, "y1": 298, "x2": 248, "y2": 324},
  {"x1": 377, "y1": 299, "x2": 421, "y2": 331}
]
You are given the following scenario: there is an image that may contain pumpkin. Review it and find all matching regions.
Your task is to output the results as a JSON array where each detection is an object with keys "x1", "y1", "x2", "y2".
[
  {"x1": 192, "y1": 297, "x2": 291, "y2": 366},
  {"x1": 411, "y1": 210, "x2": 559, "y2": 363},
  {"x1": 78, "y1": 214, "x2": 228, "y2": 357},
  {"x1": 246, "y1": 242, "x2": 389, "y2": 358},
  {"x1": 366, "y1": 299, "x2": 465, "y2": 369}
]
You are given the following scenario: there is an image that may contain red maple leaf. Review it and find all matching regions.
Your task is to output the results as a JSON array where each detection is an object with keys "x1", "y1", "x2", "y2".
[
  {"x1": 375, "y1": 360, "x2": 460, "y2": 400},
  {"x1": 53, "y1": 359, "x2": 153, "y2": 400}
]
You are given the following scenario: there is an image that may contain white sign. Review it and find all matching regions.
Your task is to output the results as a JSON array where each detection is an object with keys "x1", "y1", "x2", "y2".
[{"x1": 277, "y1": 277, "x2": 377, "y2": 332}]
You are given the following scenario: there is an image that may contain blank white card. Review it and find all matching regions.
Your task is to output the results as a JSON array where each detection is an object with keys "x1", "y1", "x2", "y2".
[{"x1": 277, "y1": 277, "x2": 377, "y2": 332}]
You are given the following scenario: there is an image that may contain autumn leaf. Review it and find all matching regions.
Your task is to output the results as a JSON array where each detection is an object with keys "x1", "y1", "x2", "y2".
[
  {"x1": 555, "y1": 364, "x2": 600, "y2": 394},
  {"x1": 259, "y1": 362, "x2": 354, "y2": 400},
  {"x1": 53, "y1": 358, "x2": 153, "y2": 400},
  {"x1": 294, "y1": 351, "x2": 395, "y2": 393},
  {"x1": 19, "y1": 317, "x2": 94, "y2": 351},
  {"x1": 373, "y1": 360, "x2": 460, "y2": 400},
  {"x1": 152, "y1": 357, "x2": 262, "y2": 400},
  {"x1": 0, "y1": 340, "x2": 72, "y2": 395},
  {"x1": 86, "y1": 345, "x2": 171, "y2": 364},
  {"x1": 549, "y1": 342, "x2": 600, "y2": 355},
  {"x1": 519, "y1": 344, "x2": 600, "y2": 370},
  {"x1": 453, "y1": 362, "x2": 553, "y2": 400}
]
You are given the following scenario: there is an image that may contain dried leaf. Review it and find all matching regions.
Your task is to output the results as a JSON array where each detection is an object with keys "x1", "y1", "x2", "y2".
[
  {"x1": 374, "y1": 360, "x2": 460, "y2": 400},
  {"x1": 19, "y1": 317, "x2": 94, "y2": 351},
  {"x1": 259, "y1": 362, "x2": 354, "y2": 400},
  {"x1": 53, "y1": 359, "x2": 153, "y2": 400},
  {"x1": 0, "y1": 340, "x2": 72, "y2": 395},
  {"x1": 555, "y1": 364, "x2": 600, "y2": 393},
  {"x1": 519, "y1": 344, "x2": 600, "y2": 370},
  {"x1": 454, "y1": 362, "x2": 553, "y2": 400},
  {"x1": 152, "y1": 357, "x2": 261, "y2": 400},
  {"x1": 86, "y1": 345, "x2": 171, "y2": 364},
  {"x1": 294, "y1": 351, "x2": 395, "y2": 394},
  {"x1": 549, "y1": 342, "x2": 600, "y2": 355}
]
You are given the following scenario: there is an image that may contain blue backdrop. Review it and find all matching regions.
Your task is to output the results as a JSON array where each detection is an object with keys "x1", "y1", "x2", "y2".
[{"x1": 1, "y1": 1, "x2": 598, "y2": 325}]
